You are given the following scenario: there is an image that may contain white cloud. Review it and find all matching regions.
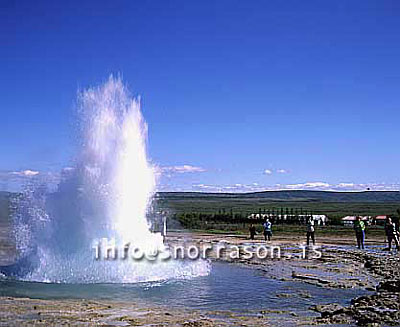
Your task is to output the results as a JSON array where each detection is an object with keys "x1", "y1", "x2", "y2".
[
  {"x1": 337, "y1": 183, "x2": 355, "y2": 188},
  {"x1": 11, "y1": 170, "x2": 40, "y2": 177},
  {"x1": 264, "y1": 169, "x2": 272, "y2": 175},
  {"x1": 308, "y1": 182, "x2": 330, "y2": 188},
  {"x1": 193, "y1": 184, "x2": 217, "y2": 191},
  {"x1": 192, "y1": 183, "x2": 270, "y2": 193},
  {"x1": 332, "y1": 183, "x2": 399, "y2": 191},
  {"x1": 285, "y1": 182, "x2": 330, "y2": 189},
  {"x1": 277, "y1": 169, "x2": 288, "y2": 174},
  {"x1": 186, "y1": 181, "x2": 400, "y2": 193},
  {"x1": 0, "y1": 169, "x2": 44, "y2": 192},
  {"x1": 162, "y1": 165, "x2": 206, "y2": 174}
]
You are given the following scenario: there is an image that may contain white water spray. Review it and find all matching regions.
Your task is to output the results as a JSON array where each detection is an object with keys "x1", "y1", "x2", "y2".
[
  {"x1": 10, "y1": 76, "x2": 210, "y2": 283},
  {"x1": 79, "y1": 77, "x2": 163, "y2": 250}
]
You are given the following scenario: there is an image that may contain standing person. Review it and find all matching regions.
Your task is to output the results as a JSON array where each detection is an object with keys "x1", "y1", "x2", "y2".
[
  {"x1": 306, "y1": 216, "x2": 315, "y2": 246},
  {"x1": 263, "y1": 219, "x2": 272, "y2": 241},
  {"x1": 354, "y1": 216, "x2": 366, "y2": 249},
  {"x1": 385, "y1": 217, "x2": 400, "y2": 251},
  {"x1": 249, "y1": 224, "x2": 256, "y2": 240}
]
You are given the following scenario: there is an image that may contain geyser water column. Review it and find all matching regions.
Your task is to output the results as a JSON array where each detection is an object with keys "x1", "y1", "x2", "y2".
[
  {"x1": 10, "y1": 76, "x2": 210, "y2": 283},
  {"x1": 80, "y1": 76, "x2": 163, "y2": 251}
]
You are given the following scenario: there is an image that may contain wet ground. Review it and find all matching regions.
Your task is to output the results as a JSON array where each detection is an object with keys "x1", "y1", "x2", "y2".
[
  {"x1": 0, "y1": 262, "x2": 370, "y2": 326},
  {"x1": 0, "y1": 231, "x2": 399, "y2": 326}
]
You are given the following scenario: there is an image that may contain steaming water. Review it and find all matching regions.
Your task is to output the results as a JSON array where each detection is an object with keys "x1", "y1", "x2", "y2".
[{"x1": 9, "y1": 76, "x2": 210, "y2": 283}]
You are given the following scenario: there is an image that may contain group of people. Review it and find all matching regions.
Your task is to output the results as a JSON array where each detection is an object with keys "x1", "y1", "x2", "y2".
[
  {"x1": 249, "y1": 219, "x2": 272, "y2": 241},
  {"x1": 249, "y1": 216, "x2": 400, "y2": 251},
  {"x1": 353, "y1": 216, "x2": 399, "y2": 250},
  {"x1": 249, "y1": 217, "x2": 315, "y2": 245}
]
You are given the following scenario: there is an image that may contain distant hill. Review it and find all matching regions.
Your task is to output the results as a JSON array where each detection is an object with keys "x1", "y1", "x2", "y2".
[
  {"x1": 0, "y1": 191, "x2": 11, "y2": 223},
  {"x1": 156, "y1": 190, "x2": 400, "y2": 203},
  {"x1": 1, "y1": 190, "x2": 399, "y2": 223}
]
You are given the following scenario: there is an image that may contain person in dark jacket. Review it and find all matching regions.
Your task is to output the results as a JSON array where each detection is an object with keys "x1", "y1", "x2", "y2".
[
  {"x1": 306, "y1": 216, "x2": 315, "y2": 246},
  {"x1": 249, "y1": 224, "x2": 256, "y2": 240},
  {"x1": 385, "y1": 217, "x2": 400, "y2": 251}
]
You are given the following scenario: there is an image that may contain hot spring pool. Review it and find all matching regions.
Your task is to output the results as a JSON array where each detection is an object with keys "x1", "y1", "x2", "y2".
[{"x1": 0, "y1": 262, "x2": 369, "y2": 314}]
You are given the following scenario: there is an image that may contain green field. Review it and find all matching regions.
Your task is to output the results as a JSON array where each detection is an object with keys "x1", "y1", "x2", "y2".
[
  {"x1": 1, "y1": 190, "x2": 400, "y2": 230},
  {"x1": 155, "y1": 190, "x2": 400, "y2": 229}
]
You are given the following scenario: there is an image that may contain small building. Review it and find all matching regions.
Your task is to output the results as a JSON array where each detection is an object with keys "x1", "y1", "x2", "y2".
[
  {"x1": 312, "y1": 215, "x2": 328, "y2": 226},
  {"x1": 373, "y1": 215, "x2": 387, "y2": 225},
  {"x1": 247, "y1": 213, "x2": 328, "y2": 225},
  {"x1": 342, "y1": 216, "x2": 356, "y2": 226},
  {"x1": 341, "y1": 216, "x2": 370, "y2": 226}
]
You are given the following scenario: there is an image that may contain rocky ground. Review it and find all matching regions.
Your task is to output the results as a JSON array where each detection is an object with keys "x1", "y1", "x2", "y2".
[
  {"x1": 166, "y1": 232, "x2": 380, "y2": 289},
  {"x1": 0, "y1": 296, "x2": 281, "y2": 327},
  {"x1": 311, "y1": 255, "x2": 400, "y2": 326},
  {"x1": 0, "y1": 231, "x2": 399, "y2": 326},
  {"x1": 167, "y1": 232, "x2": 400, "y2": 326}
]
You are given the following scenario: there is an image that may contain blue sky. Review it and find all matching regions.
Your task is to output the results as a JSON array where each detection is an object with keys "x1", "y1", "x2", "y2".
[{"x1": 1, "y1": 0, "x2": 400, "y2": 192}]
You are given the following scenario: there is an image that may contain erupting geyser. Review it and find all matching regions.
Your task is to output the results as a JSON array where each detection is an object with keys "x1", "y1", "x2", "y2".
[
  {"x1": 79, "y1": 76, "x2": 163, "y2": 251},
  {"x1": 10, "y1": 76, "x2": 210, "y2": 283}
]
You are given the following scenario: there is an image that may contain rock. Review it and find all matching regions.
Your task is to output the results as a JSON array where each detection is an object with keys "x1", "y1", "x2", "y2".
[
  {"x1": 310, "y1": 303, "x2": 345, "y2": 317},
  {"x1": 330, "y1": 312, "x2": 353, "y2": 324},
  {"x1": 182, "y1": 319, "x2": 214, "y2": 327},
  {"x1": 299, "y1": 291, "x2": 312, "y2": 298},
  {"x1": 377, "y1": 280, "x2": 400, "y2": 292}
]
